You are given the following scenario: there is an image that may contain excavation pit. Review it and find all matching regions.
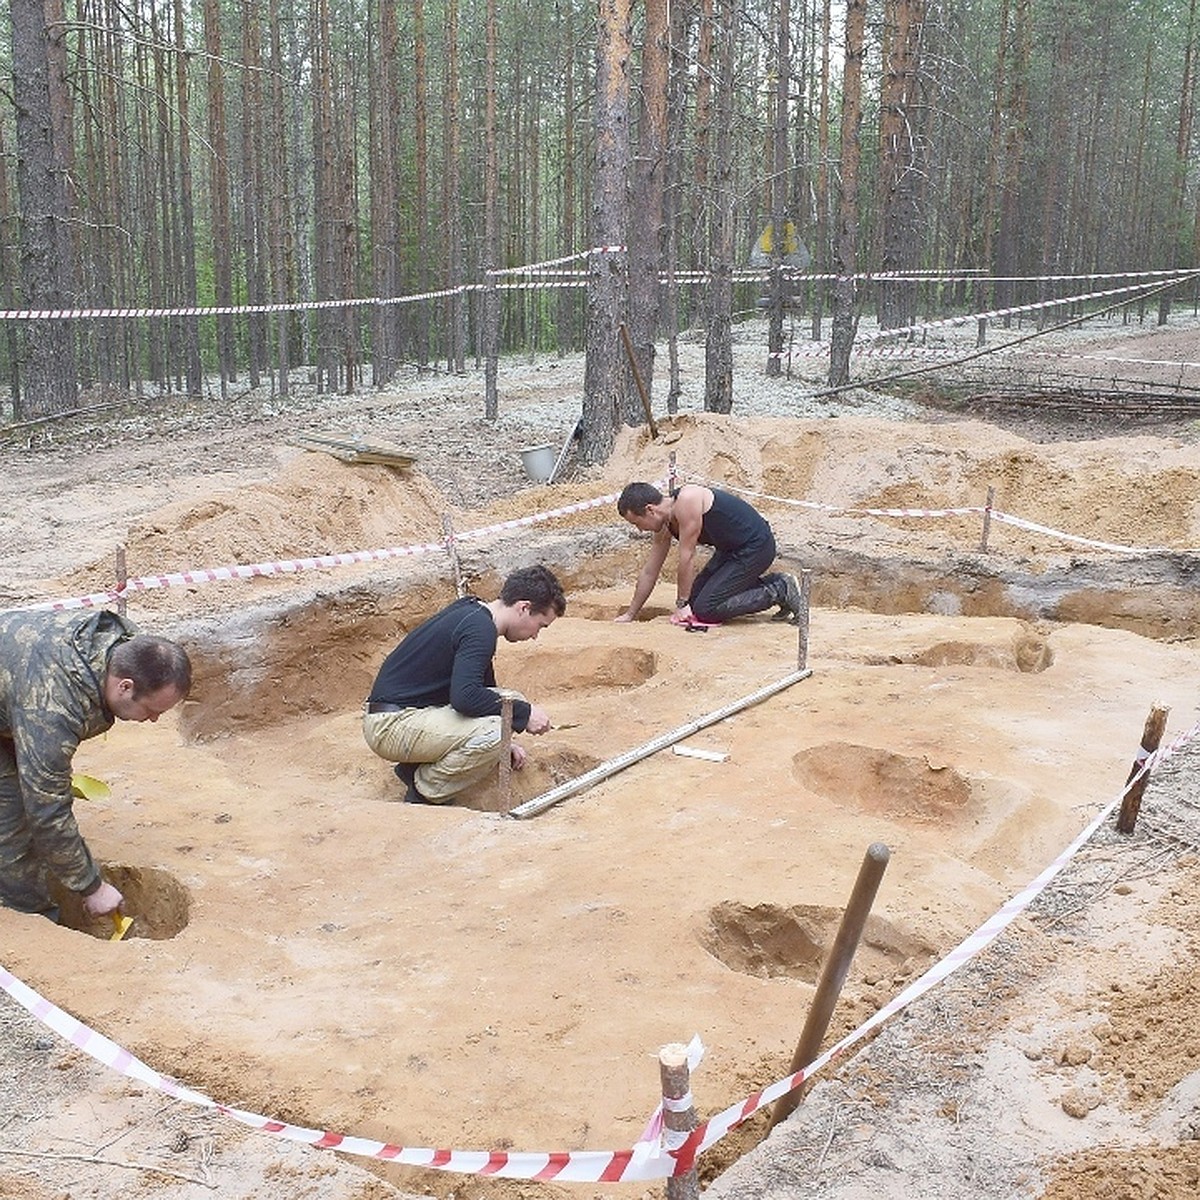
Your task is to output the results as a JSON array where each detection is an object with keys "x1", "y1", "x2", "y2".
[
  {"x1": 700, "y1": 901, "x2": 935, "y2": 984},
  {"x1": 52, "y1": 864, "x2": 190, "y2": 940},
  {"x1": 8, "y1": 391, "x2": 1200, "y2": 1199}
]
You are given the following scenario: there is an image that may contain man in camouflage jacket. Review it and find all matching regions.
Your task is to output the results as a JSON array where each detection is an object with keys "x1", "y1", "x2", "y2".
[{"x1": 0, "y1": 608, "x2": 191, "y2": 920}]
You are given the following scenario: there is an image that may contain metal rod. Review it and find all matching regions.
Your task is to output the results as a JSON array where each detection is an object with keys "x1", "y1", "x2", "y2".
[
  {"x1": 768, "y1": 842, "x2": 891, "y2": 1130},
  {"x1": 508, "y1": 668, "x2": 812, "y2": 819}
]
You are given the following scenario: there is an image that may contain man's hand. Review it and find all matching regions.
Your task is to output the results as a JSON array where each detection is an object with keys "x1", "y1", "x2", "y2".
[
  {"x1": 525, "y1": 704, "x2": 552, "y2": 734},
  {"x1": 83, "y1": 880, "x2": 123, "y2": 919},
  {"x1": 510, "y1": 744, "x2": 528, "y2": 770},
  {"x1": 613, "y1": 611, "x2": 635, "y2": 623}
]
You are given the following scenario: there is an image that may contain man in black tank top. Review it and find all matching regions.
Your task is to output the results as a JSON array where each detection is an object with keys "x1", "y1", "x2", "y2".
[{"x1": 615, "y1": 482, "x2": 802, "y2": 625}]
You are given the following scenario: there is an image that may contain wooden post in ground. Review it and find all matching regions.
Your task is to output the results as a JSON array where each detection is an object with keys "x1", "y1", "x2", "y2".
[
  {"x1": 115, "y1": 545, "x2": 127, "y2": 617},
  {"x1": 497, "y1": 697, "x2": 514, "y2": 811},
  {"x1": 442, "y1": 514, "x2": 465, "y2": 596},
  {"x1": 668, "y1": 450, "x2": 677, "y2": 492},
  {"x1": 979, "y1": 485, "x2": 996, "y2": 553},
  {"x1": 619, "y1": 322, "x2": 659, "y2": 439},
  {"x1": 659, "y1": 1043, "x2": 699, "y2": 1200},
  {"x1": 1116, "y1": 702, "x2": 1170, "y2": 834},
  {"x1": 796, "y1": 570, "x2": 813, "y2": 671},
  {"x1": 768, "y1": 842, "x2": 891, "y2": 1130}
]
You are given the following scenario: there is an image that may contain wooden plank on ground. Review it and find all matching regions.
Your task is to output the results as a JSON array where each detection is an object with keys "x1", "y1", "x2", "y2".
[{"x1": 289, "y1": 432, "x2": 416, "y2": 468}]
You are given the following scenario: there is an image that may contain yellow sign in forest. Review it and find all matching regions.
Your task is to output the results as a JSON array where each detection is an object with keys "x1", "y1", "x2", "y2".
[{"x1": 750, "y1": 220, "x2": 811, "y2": 268}]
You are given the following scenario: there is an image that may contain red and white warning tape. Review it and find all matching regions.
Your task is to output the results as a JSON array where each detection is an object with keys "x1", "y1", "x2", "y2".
[
  {"x1": 2, "y1": 722, "x2": 1193, "y2": 1179},
  {"x1": 701, "y1": 477, "x2": 1200, "y2": 555},
  {"x1": 11, "y1": 490, "x2": 624, "y2": 615}
]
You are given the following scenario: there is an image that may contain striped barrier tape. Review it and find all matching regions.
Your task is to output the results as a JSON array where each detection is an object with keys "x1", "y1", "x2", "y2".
[
  {"x1": 0, "y1": 248, "x2": 629, "y2": 322},
  {"x1": 0, "y1": 260, "x2": 1188, "y2": 324},
  {"x1": 695, "y1": 476, "x2": 1200, "y2": 556},
  {"x1": 11, "y1": 490, "x2": 625, "y2": 615},
  {"x1": 14, "y1": 463, "x2": 1200, "y2": 616},
  {"x1": 2, "y1": 719, "x2": 1193, "y2": 1180}
]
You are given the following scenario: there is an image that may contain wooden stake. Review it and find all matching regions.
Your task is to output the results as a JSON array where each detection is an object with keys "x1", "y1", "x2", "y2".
[
  {"x1": 1116, "y1": 702, "x2": 1170, "y2": 834},
  {"x1": 796, "y1": 570, "x2": 813, "y2": 671},
  {"x1": 979, "y1": 485, "x2": 995, "y2": 553},
  {"x1": 659, "y1": 1043, "x2": 699, "y2": 1200},
  {"x1": 115, "y1": 545, "x2": 127, "y2": 617},
  {"x1": 768, "y1": 842, "x2": 891, "y2": 1130},
  {"x1": 497, "y1": 697, "x2": 514, "y2": 811},
  {"x1": 619, "y1": 322, "x2": 659, "y2": 439},
  {"x1": 442, "y1": 513, "x2": 465, "y2": 596}
]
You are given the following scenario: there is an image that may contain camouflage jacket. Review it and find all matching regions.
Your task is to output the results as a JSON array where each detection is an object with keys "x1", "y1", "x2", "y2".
[{"x1": 0, "y1": 608, "x2": 136, "y2": 895}]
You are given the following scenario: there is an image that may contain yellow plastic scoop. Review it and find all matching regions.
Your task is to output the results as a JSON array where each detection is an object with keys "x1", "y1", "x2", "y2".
[
  {"x1": 71, "y1": 773, "x2": 112, "y2": 803},
  {"x1": 109, "y1": 913, "x2": 133, "y2": 941}
]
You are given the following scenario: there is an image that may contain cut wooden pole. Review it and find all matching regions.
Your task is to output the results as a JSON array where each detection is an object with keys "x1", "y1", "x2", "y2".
[
  {"x1": 1116, "y1": 702, "x2": 1170, "y2": 834},
  {"x1": 796, "y1": 569, "x2": 812, "y2": 671},
  {"x1": 498, "y1": 697, "x2": 514, "y2": 811},
  {"x1": 508, "y1": 668, "x2": 813, "y2": 818},
  {"x1": 668, "y1": 450, "x2": 678, "y2": 492},
  {"x1": 619, "y1": 322, "x2": 659, "y2": 439},
  {"x1": 114, "y1": 545, "x2": 128, "y2": 617},
  {"x1": 659, "y1": 1043, "x2": 699, "y2": 1200},
  {"x1": 979, "y1": 485, "x2": 996, "y2": 553},
  {"x1": 442, "y1": 513, "x2": 465, "y2": 596},
  {"x1": 768, "y1": 841, "x2": 891, "y2": 1130}
]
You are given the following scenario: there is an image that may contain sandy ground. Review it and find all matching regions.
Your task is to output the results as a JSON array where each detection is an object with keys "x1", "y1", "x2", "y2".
[{"x1": 3, "y1": 318, "x2": 1200, "y2": 1200}]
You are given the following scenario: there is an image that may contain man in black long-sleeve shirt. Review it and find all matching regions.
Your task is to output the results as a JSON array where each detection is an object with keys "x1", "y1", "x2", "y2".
[{"x1": 362, "y1": 565, "x2": 566, "y2": 804}]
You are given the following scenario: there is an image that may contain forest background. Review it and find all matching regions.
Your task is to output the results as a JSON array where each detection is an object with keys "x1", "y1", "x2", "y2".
[{"x1": 4, "y1": 0, "x2": 1200, "y2": 464}]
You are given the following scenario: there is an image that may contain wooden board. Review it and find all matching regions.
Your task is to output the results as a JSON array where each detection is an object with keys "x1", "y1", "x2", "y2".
[{"x1": 289, "y1": 431, "x2": 416, "y2": 468}]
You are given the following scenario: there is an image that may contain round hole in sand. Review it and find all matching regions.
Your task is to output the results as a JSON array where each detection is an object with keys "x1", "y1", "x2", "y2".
[
  {"x1": 700, "y1": 901, "x2": 935, "y2": 983},
  {"x1": 795, "y1": 743, "x2": 973, "y2": 822},
  {"x1": 52, "y1": 863, "x2": 190, "y2": 941},
  {"x1": 446, "y1": 747, "x2": 604, "y2": 813}
]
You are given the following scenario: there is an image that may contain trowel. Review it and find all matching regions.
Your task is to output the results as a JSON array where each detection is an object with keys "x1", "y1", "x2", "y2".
[
  {"x1": 71, "y1": 773, "x2": 112, "y2": 803},
  {"x1": 109, "y1": 912, "x2": 133, "y2": 941}
]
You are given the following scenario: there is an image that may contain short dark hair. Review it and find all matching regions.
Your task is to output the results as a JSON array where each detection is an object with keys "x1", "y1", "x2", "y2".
[
  {"x1": 617, "y1": 482, "x2": 663, "y2": 517},
  {"x1": 500, "y1": 564, "x2": 566, "y2": 616},
  {"x1": 108, "y1": 636, "x2": 193, "y2": 699}
]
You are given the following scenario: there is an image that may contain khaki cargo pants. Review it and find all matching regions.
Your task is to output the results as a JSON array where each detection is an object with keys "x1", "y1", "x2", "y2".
[{"x1": 362, "y1": 692, "x2": 526, "y2": 803}]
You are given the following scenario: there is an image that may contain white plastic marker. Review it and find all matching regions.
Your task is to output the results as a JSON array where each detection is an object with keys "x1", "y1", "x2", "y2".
[{"x1": 672, "y1": 746, "x2": 729, "y2": 763}]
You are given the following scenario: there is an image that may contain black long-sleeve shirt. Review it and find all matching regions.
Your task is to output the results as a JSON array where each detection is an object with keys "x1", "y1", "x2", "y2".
[{"x1": 367, "y1": 597, "x2": 532, "y2": 731}]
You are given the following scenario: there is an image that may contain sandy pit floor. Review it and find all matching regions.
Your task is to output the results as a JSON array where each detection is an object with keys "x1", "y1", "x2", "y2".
[{"x1": 3, "y1": 319, "x2": 1200, "y2": 1200}]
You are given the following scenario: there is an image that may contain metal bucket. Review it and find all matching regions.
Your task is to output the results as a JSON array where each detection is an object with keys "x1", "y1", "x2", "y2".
[{"x1": 518, "y1": 443, "x2": 556, "y2": 483}]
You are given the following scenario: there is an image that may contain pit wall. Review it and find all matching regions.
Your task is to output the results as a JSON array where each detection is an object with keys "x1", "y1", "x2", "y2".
[
  {"x1": 800, "y1": 546, "x2": 1200, "y2": 640},
  {"x1": 167, "y1": 528, "x2": 1199, "y2": 747}
]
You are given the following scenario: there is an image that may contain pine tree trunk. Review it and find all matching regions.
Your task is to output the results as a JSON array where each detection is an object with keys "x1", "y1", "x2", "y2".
[
  {"x1": 766, "y1": 0, "x2": 790, "y2": 377},
  {"x1": 876, "y1": 0, "x2": 925, "y2": 331},
  {"x1": 443, "y1": 0, "x2": 466, "y2": 374},
  {"x1": 627, "y1": 0, "x2": 669, "y2": 414},
  {"x1": 828, "y1": 0, "x2": 866, "y2": 389},
  {"x1": 483, "y1": 0, "x2": 501, "y2": 419},
  {"x1": 204, "y1": 0, "x2": 236, "y2": 393},
  {"x1": 580, "y1": 0, "x2": 632, "y2": 465},
  {"x1": 173, "y1": 0, "x2": 203, "y2": 397},
  {"x1": 10, "y1": 0, "x2": 79, "y2": 419},
  {"x1": 414, "y1": 0, "x2": 431, "y2": 368},
  {"x1": 704, "y1": 0, "x2": 737, "y2": 414}
]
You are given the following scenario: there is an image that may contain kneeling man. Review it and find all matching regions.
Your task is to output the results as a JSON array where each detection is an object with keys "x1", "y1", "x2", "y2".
[{"x1": 363, "y1": 565, "x2": 565, "y2": 804}]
